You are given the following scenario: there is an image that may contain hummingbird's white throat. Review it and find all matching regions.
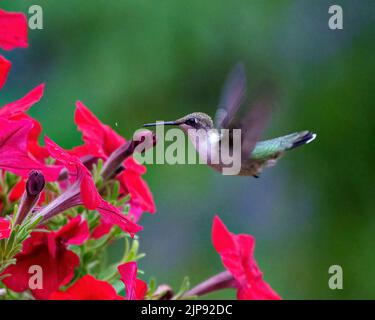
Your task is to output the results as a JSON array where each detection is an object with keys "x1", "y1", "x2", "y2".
[
  {"x1": 184, "y1": 128, "x2": 242, "y2": 175},
  {"x1": 185, "y1": 128, "x2": 220, "y2": 162}
]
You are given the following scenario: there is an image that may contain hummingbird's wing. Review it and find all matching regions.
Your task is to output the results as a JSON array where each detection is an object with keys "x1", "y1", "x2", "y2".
[
  {"x1": 239, "y1": 99, "x2": 271, "y2": 162},
  {"x1": 214, "y1": 63, "x2": 247, "y2": 130},
  {"x1": 237, "y1": 80, "x2": 277, "y2": 162}
]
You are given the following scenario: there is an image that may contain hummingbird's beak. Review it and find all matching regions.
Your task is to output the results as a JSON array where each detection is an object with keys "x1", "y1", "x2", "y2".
[{"x1": 143, "y1": 121, "x2": 177, "y2": 127}]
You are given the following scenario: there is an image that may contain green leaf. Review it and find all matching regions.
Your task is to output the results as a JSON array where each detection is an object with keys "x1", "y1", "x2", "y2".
[{"x1": 173, "y1": 276, "x2": 190, "y2": 300}]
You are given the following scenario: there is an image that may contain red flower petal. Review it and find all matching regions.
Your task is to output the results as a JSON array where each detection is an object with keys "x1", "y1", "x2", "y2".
[
  {"x1": 119, "y1": 170, "x2": 156, "y2": 213},
  {"x1": 212, "y1": 215, "x2": 238, "y2": 254},
  {"x1": 0, "y1": 9, "x2": 28, "y2": 50},
  {"x1": 49, "y1": 275, "x2": 123, "y2": 300},
  {"x1": 0, "y1": 84, "x2": 44, "y2": 118},
  {"x1": 25, "y1": 117, "x2": 50, "y2": 160},
  {"x1": 91, "y1": 218, "x2": 113, "y2": 239},
  {"x1": 1, "y1": 229, "x2": 80, "y2": 299},
  {"x1": 73, "y1": 101, "x2": 155, "y2": 215},
  {"x1": 80, "y1": 173, "x2": 102, "y2": 210},
  {"x1": 48, "y1": 217, "x2": 89, "y2": 259},
  {"x1": 55, "y1": 216, "x2": 89, "y2": 246},
  {"x1": 91, "y1": 199, "x2": 144, "y2": 239},
  {"x1": 212, "y1": 216, "x2": 281, "y2": 300},
  {"x1": 118, "y1": 262, "x2": 147, "y2": 300},
  {"x1": 2, "y1": 218, "x2": 88, "y2": 299},
  {"x1": 0, "y1": 118, "x2": 61, "y2": 180},
  {"x1": 0, "y1": 217, "x2": 11, "y2": 240},
  {"x1": 97, "y1": 200, "x2": 143, "y2": 237},
  {"x1": 0, "y1": 55, "x2": 11, "y2": 89},
  {"x1": 8, "y1": 179, "x2": 26, "y2": 202},
  {"x1": 44, "y1": 136, "x2": 101, "y2": 211},
  {"x1": 128, "y1": 199, "x2": 144, "y2": 223},
  {"x1": 124, "y1": 157, "x2": 147, "y2": 175},
  {"x1": 74, "y1": 101, "x2": 125, "y2": 158},
  {"x1": 134, "y1": 279, "x2": 148, "y2": 300},
  {"x1": 45, "y1": 137, "x2": 142, "y2": 236},
  {"x1": 0, "y1": 84, "x2": 50, "y2": 160}
]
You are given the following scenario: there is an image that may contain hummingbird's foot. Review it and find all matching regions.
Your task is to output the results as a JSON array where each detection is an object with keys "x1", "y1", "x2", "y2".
[{"x1": 253, "y1": 175, "x2": 260, "y2": 179}]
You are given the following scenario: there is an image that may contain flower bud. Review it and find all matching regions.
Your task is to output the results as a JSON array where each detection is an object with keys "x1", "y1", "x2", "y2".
[
  {"x1": 15, "y1": 170, "x2": 45, "y2": 225},
  {"x1": 26, "y1": 170, "x2": 45, "y2": 196},
  {"x1": 153, "y1": 284, "x2": 174, "y2": 300}
]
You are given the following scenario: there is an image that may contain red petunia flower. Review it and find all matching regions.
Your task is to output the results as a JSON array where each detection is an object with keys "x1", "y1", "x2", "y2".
[
  {"x1": 40, "y1": 137, "x2": 142, "y2": 237},
  {"x1": 0, "y1": 9, "x2": 28, "y2": 89},
  {"x1": 212, "y1": 215, "x2": 281, "y2": 300},
  {"x1": 45, "y1": 136, "x2": 101, "y2": 210},
  {"x1": 0, "y1": 174, "x2": 22, "y2": 209},
  {"x1": 119, "y1": 169, "x2": 155, "y2": 215},
  {"x1": 73, "y1": 101, "x2": 156, "y2": 214},
  {"x1": 118, "y1": 261, "x2": 147, "y2": 300},
  {"x1": 0, "y1": 84, "x2": 50, "y2": 160},
  {"x1": 0, "y1": 217, "x2": 11, "y2": 240},
  {"x1": 73, "y1": 101, "x2": 125, "y2": 158},
  {"x1": 0, "y1": 9, "x2": 28, "y2": 51},
  {"x1": 0, "y1": 55, "x2": 11, "y2": 89},
  {"x1": 91, "y1": 219, "x2": 113, "y2": 239},
  {"x1": 1, "y1": 216, "x2": 89, "y2": 299},
  {"x1": 8, "y1": 179, "x2": 27, "y2": 202},
  {"x1": 49, "y1": 275, "x2": 123, "y2": 300},
  {"x1": 0, "y1": 118, "x2": 61, "y2": 181}
]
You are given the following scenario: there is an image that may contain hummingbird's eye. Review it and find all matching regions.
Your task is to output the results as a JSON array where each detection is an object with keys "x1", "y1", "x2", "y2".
[{"x1": 185, "y1": 118, "x2": 198, "y2": 126}]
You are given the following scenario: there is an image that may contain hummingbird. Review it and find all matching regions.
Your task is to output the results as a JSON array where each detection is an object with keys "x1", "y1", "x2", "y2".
[{"x1": 144, "y1": 64, "x2": 316, "y2": 177}]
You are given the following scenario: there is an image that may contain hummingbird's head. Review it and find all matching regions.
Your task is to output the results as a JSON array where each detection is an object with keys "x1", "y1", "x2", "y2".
[{"x1": 143, "y1": 112, "x2": 214, "y2": 131}]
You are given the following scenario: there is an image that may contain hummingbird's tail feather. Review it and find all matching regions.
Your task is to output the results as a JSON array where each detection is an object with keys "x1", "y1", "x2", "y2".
[
  {"x1": 287, "y1": 131, "x2": 317, "y2": 150},
  {"x1": 250, "y1": 131, "x2": 317, "y2": 161}
]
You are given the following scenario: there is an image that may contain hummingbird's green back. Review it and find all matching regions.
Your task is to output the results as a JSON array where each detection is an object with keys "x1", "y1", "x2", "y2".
[{"x1": 250, "y1": 131, "x2": 316, "y2": 161}]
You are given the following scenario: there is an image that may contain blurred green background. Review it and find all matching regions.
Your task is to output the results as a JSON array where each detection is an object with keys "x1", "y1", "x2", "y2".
[{"x1": 1, "y1": 0, "x2": 375, "y2": 299}]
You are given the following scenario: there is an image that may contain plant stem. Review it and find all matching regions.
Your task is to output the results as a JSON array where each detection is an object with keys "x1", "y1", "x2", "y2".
[{"x1": 183, "y1": 271, "x2": 236, "y2": 298}]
